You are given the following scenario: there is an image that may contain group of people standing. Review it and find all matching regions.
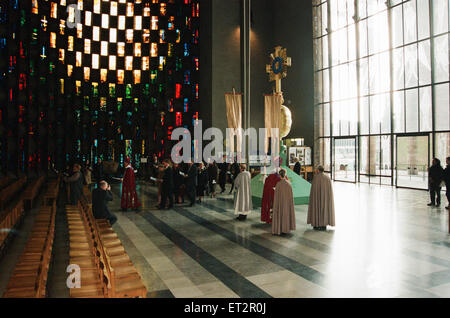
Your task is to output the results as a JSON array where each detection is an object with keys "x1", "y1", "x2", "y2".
[
  {"x1": 62, "y1": 158, "x2": 141, "y2": 227},
  {"x1": 143, "y1": 154, "x2": 338, "y2": 236},
  {"x1": 60, "y1": 153, "x2": 450, "y2": 238},
  {"x1": 62, "y1": 152, "x2": 338, "y2": 237},
  {"x1": 428, "y1": 157, "x2": 450, "y2": 209},
  {"x1": 152, "y1": 155, "x2": 242, "y2": 210},
  {"x1": 260, "y1": 165, "x2": 335, "y2": 235},
  {"x1": 260, "y1": 168, "x2": 297, "y2": 234},
  {"x1": 152, "y1": 154, "x2": 336, "y2": 236}
]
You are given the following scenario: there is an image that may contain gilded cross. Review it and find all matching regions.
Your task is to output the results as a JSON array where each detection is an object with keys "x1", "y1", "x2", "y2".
[{"x1": 266, "y1": 46, "x2": 292, "y2": 94}]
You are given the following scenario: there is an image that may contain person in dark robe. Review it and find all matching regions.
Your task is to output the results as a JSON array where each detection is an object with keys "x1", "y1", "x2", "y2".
[
  {"x1": 272, "y1": 169, "x2": 296, "y2": 235},
  {"x1": 120, "y1": 159, "x2": 141, "y2": 211},
  {"x1": 157, "y1": 159, "x2": 174, "y2": 210},
  {"x1": 92, "y1": 181, "x2": 117, "y2": 225},
  {"x1": 151, "y1": 154, "x2": 160, "y2": 185},
  {"x1": 208, "y1": 161, "x2": 219, "y2": 198},
  {"x1": 307, "y1": 166, "x2": 335, "y2": 231},
  {"x1": 185, "y1": 161, "x2": 198, "y2": 207},
  {"x1": 229, "y1": 160, "x2": 241, "y2": 194},
  {"x1": 293, "y1": 158, "x2": 301, "y2": 176},
  {"x1": 155, "y1": 164, "x2": 164, "y2": 205},
  {"x1": 428, "y1": 158, "x2": 444, "y2": 207},
  {"x1": 173, "y1": 162, "x2": 185, "y2": 204},
  {"x1": 64, "y1": 164, "x2": 84, "y2": 205},
  {"x1": 61, "y1": 164, "x2": 72, "y2": 202},
  {"x1": 218, "y1": 155, "x2": 229, "y2": 194},
  {"x1": 261, "y1": 171, "x2": 281, "y2": 224},
  {"x1": 197, "y1": 162, "x2": 209, "y2": 204},
  {"x1": 93, "y1": 158, "x2": 104, "y2": 183},
  {"x1": 444, "y1": 157, "x2": 450, "y2": 210}
]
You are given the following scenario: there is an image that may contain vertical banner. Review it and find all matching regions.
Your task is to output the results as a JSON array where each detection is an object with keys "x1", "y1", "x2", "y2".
[
  {"x1": 264, "y1": 94, "x2": 282, "y2": 155},
  {"x1": 225, "y1": 93, "x2": 243, "y2": 155}
]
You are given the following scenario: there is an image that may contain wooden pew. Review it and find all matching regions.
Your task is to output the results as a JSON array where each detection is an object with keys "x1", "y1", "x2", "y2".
[
  {"x1": 65, "y1": 190, "x2": 147, "y2": 298},
  {"x1": 23, "y1": 176, "x2": 46, "y2": 210},
  {"x1": 79, "y1": 198, "x2": 146, "y2": 298},
  {"x1": 2, "y1": 201, "x2": 56, "y2": 298},
  {"x1": 43, "y1": 176, "x2": 61, "y2": 206},
  {"x1": 0, "y1": 199, "x2": 24, "y2": 252},
  {"x1": 0, "y1": 176, "x2": 27, "y2": 210},
  {"x1": 66, "y1": 202, "x2": 106, "y2": 298},
  {"x1": 0, "y1": 176, "x2": 11, "y2": 190},
  {"x1": 83, "y1": 185, "x2": 92, "y2": 203}
]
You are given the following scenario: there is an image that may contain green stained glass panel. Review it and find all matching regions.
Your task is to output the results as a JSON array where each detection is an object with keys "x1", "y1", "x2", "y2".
[{"x1": 126, "y1": 84, "x2": 132, "y2": 98}]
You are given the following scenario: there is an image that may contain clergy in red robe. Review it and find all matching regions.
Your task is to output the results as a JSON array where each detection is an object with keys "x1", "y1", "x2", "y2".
[
  {"x1": 121, "y1": 159, "x2": 141, "y2": 211},
  {"x1": 261, "y1": 172, "x2": 281, "y2": 224}
]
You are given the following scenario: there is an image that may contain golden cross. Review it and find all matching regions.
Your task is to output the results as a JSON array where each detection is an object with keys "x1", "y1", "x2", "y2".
[{"x1": 266, "y1": 46, "x2": 292, "y2": 93}]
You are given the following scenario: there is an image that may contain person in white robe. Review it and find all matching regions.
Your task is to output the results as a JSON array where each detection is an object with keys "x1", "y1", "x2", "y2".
[
  {"x1": 233, "y1": 164, "x2": 253, "y2": 221},
  {"x1": 307, "y1": 166, "x2": 335, "y2": 231}
]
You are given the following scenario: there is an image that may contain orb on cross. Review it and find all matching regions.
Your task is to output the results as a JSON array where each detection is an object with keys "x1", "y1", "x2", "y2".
[
  {"x1": 266, "y1": 46, "x2": 292, "y2": 94},
  {"x1": 266, "y1": 46, "x2": 292, "y2": 138}
]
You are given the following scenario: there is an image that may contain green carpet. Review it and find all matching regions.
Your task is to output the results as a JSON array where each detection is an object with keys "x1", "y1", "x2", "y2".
[
  {"x1": 251, "y1": 145, "x2": 311, "y2": 207},
  {"x1": 251, "y1": 168, "x2": 311, "y2": 207}
]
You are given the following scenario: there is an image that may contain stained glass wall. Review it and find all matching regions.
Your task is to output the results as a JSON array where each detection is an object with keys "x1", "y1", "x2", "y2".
[{"x1": 0, "y1": 0, "x2": 200, "y2": 175}]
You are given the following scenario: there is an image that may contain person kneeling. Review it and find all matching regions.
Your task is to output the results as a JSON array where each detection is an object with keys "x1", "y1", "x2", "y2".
[{"x1": 92, "y1": 181, "x2": 117, "y2": 226}]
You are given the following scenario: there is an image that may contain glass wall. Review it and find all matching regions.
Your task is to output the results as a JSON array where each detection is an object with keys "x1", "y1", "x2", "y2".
[{"x1": 313, "y1": 0, "x2": 450, "y2": 187}]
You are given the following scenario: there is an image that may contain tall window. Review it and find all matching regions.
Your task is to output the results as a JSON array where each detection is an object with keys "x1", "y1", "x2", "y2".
[{"x1": 313, "y1": 0, "x2": 450, "y2": 186}]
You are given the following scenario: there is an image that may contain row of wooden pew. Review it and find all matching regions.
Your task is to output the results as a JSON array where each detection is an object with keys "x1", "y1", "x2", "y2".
[
  {"x1": 43, "y1": 176, "x2": 61, "y2": 206},
  {"x1": 0, "y1": 177, "x2": 28, "y2": 254},
  {"x1": 0, "y1": 176, "x2": 11, "y2": 189},
  {"x1": 67, "y1": 198, "x2": 147, "y2": 298},
  {"x1": 0, "y1": 199, "x2": 24, "y2": 253},
  {"x1": 83, "y1": 185, "x2": 92, "y2": 203},
  {"x1": 2, "y1": 201, "x2": 57, "y2": 297},
  {"x1": 0, "y1": 176, "x2": 27, "y2": 210},
  {"x1": 0, "y1": 176, "x2": 48, "y2": 254},
  {"x1": 23, "y1": 176, "x2": 46, "y2": 210}
]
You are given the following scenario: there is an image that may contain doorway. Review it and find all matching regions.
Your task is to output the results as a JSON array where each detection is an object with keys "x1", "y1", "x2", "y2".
[
  {"x1": 396, "y1": 135, "x2": 430, "y2": 190},
  {"x1": 333, "y1": 137, "x2": 357, "y2": 183}
]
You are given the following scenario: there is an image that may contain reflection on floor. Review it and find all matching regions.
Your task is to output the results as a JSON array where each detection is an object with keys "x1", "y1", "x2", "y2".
[
  {"x1": 110, "y1": 182, "x2": 450, "y2": 298},
  {"x1": 0, "y1": 181, "x2": 449, "y2": 298}
]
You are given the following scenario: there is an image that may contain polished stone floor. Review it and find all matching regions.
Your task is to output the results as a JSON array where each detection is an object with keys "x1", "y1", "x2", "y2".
[{"x1": 0, "y1": 181, "x2": 449, "y2": 298}]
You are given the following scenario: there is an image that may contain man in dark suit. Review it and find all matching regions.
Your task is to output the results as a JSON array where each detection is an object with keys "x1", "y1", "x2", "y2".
[
  {"x1": 173, "y1": 162, "x2": 185, "y2": 204},
  {"x1": 158, "y1": 159, "x2": 174, "y2": 210},
  {"x1": 229, "y1": 160, "x2": 241, "y2": 194},
  {"x1": 444, "y1": 157, "x2": 450, "y2": 210},
  {"x1": 151, "y1": 154, "x2": 160, "y2": 185},
  {"x1": 293, "y1": 158, "x2": 301, "y2": 176},
  {"x1": 428, "y1": 158, "x2": 444, "y2": 207},
  {"x1": 185, "y1": 161, "x2": 198, "y2": 207},
  {"x1": 92, "y1": 181, "x2": 117, "y2": 226},
  {"x1": 218, "y1": 155, "x2": 229, "y2": 194}
]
